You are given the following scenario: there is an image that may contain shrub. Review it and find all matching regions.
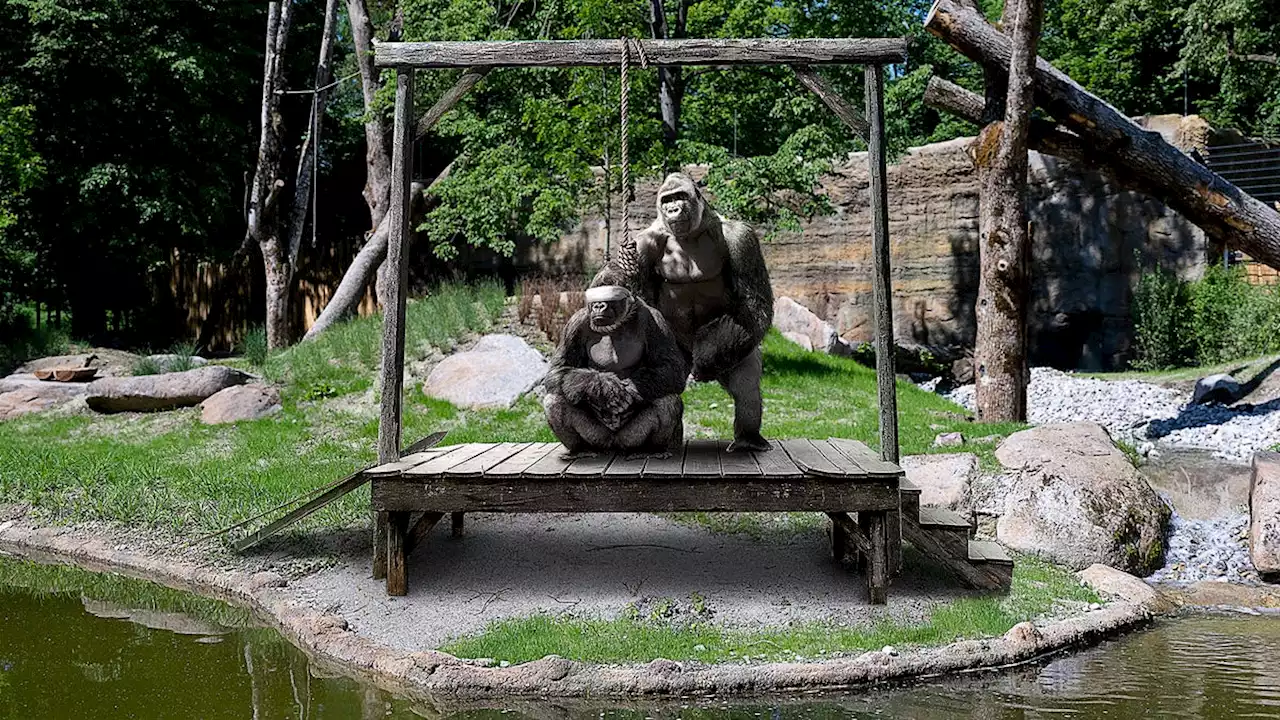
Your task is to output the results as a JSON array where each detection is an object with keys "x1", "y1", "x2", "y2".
[
  {"x1": 166, "y1": 340, "x2": 200, "y2": 373},
  {"x1": 0, "y1": 308, "x2": 69, "y2": 375},
  {"x1": 240, "y1": 326, "x2": 268, "y2": 368},
  {"x1": 1131, "y1": 266, "x2": 1193, "y2": 371},
  {"x1": 131, "y1": 356, "x2": 161, "y2": 376}
]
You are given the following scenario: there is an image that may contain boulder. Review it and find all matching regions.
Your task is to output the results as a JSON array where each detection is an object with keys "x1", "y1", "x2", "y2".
[
  {"x1": 423, "y1": 334, "x2": 547, "y2": 410},
  {"x1": 781, "y1": 331, "x2": 814, "y2": 351},
  {"x1": 0, "y1": 385, "x2": 72, "y2": 421},
  {"x1": 1078, "y1": 563, "x2": 1177, "y2": 612},
  {"x1": 933, "y1": 431, "x2": 964, "y2": 448},
  {"x1": 0, "y1": 373, "x2": 92, "y2": 397},
  {"x1": 901, "y1": 453, "x2": 976, "y2": 511},
  {"x1": 1249, "y1": 451, "x2": 1280, "y2": 577},
  {"x1": 995, "y1": 422, "x2": 1171, "y2": 575},
  {"x1": 200, "y1": 385, "x2": 281, "y2": 425},
  {"x1": 1192, "y1": 373, "x2": 1242, "y2": 405},
  {"x1": 86, "y1": 365, "x2": 252, "y2": 413},
  {"x1": 147, "y1": 354, "x2": 209, "y2": 372},
  {"x1": 773, "y1": 297, "x2": 841, "y2": 354},
  {"x1": 18, "y1": 349, "x2": 140, "y2": 378}
]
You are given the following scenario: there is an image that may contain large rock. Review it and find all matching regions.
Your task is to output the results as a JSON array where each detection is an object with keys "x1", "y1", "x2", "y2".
[
  {"x1": 901, "y1": 453, "x2": 976, "y2": 511},
  {"x1": 773, "y1": 297, "x2": 841, "y2": 354},
  {"x1": 200, "y1": 385, "x2": 281, "y2": 425},
  {"x1": 18, "y1": 349, "x2": 140, "y2": 378},
  {"x1": 995, "y1": 422, "x2": 1171, "y2": 575},
  {"x1": 0, "y1": 373, "x2": 92, "y2": 397},
  {"x1": 0, "y1": 385, "x2": 73, "y2": 421},
  {"x1": 423, "y1": 334, "x2": 547, "y2": 410},
  {"x1": 1192, "y1": 373, "x2": 1242, "y2": 405},
  {"x1": 1249, "y1": 451, "x2": 1280, "y2": 577},
  {"x1": 86, "y1": 366, "x2": 252, "y2": 413},
  {"x1": 1078, "y1": 564, "x2": 1176, "y2": 613}
]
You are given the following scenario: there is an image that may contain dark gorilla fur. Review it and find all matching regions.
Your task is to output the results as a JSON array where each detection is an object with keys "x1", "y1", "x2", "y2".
[{"x1": 541, "y1": 291, "x2": 688, "y2": 455}]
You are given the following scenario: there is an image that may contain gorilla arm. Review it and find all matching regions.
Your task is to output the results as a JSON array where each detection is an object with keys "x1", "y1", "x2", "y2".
[
  {"x1": 690, "y1": 219, "x2": 775, "y2": 380},
  {"x1": 541, "y1": 310, "x2": 602, "y2": 406},
  {"x1": 622, "y1": 305, "x2": 689, "y2": 402}
]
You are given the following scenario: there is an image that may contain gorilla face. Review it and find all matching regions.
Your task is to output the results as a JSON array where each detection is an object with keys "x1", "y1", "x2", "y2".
[
  {"x1": 656, "y1": 173, "x2": 704, "y2": 239},
  {"x1": 585, "y1": 285, "x2": 635, "y2": 333}
]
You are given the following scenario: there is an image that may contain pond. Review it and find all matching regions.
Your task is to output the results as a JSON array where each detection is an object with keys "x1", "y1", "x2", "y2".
[{"x1": 2, "y1": 556, "x2": 1279, "y2": 719}]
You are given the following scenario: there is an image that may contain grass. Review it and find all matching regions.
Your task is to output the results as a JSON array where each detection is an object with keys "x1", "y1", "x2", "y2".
[
  {"x1": 1080, "y1": 352, "x2": 1280, "y2": 386},
  {"x1": 440, "y1": 555, "x2": 1098, "y2": 665}
]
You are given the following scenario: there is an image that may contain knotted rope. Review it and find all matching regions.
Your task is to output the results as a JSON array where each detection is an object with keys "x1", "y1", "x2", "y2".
[{"x1": 611, "y1": 37, "x2": 648, "y2": 272}]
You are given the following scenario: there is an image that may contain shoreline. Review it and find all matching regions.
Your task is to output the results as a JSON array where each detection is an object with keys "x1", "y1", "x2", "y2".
[{"x1": 0, "y1": 516, "x2": 1170, "y2": 701}]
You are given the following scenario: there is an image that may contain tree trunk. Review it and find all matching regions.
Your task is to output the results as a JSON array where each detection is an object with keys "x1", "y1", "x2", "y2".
[
  {"x1": 246, "y1": 0, "x2": 294, "y2": 350},
  {"x1": 925, "y1": 0, "x2": 1280, "y2": 272},
  {"x1": 649, "y1": 0, "x2": 684, "y2": 152},
  {"x1": 348, "y1": 0, "x2": 392, "y2": 233},
  {"x1": 971, "y1": 0, "x2": 1043, "y2": 422}
]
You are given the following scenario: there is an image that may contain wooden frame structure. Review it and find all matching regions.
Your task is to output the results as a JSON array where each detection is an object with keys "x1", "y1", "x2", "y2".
[{"x1": 368, "y1": 37, "x2": 920, "y2": 600}]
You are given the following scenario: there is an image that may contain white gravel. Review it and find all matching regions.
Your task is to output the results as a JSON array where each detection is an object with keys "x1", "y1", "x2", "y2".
[
  {"x1": 1147, "y1": 511, "x2": 1259, "y2": 585},
  {"x1": 942, "y1": 367, "x2": 1280, "y2": 464}
]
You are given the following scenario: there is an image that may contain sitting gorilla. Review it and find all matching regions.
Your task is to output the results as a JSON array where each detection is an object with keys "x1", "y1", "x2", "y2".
[
  {"x1": 542, "y1": 285, "x2": 688, "y2": 456},
  {"x1": 591, "y1": 172, "x2": 774, "y2": 452}
]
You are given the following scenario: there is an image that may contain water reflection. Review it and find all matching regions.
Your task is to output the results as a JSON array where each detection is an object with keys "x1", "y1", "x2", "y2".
[{"x1": 2, "y1": 557, "x2": 1280, "y2": 719}]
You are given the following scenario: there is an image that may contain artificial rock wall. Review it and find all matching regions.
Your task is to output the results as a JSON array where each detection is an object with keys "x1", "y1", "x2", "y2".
[{"x1": 524, "y1": 135, "x2": 1208, "y2": 371}]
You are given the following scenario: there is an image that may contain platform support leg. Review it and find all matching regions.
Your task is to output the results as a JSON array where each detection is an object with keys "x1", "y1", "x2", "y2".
[
  {"x1": 865, "y1": 510, "x2": 889, "y2": 605},
  {"x1": 887, "y1": 505, "x2": 903, "y2": 575},
  {"x1": 831, "y1": 514, "x2": 848, "y2": 560},
  {"x1": 373, "y1": 511, "x2": 388, "y2": 579},
  {"x1": 386, "y1": 511, "x2": 409, "y2": 596},
  {"x1": 451, "y1": 512, "x2": 464, "y2": 537}
]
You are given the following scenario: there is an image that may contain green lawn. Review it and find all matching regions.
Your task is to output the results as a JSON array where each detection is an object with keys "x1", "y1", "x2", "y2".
[
  {"x1": 1079, "y1": 352, "x2": 1280, "y2": 386},
  {"x1": 0, "y1": 282, "x2": 1023, "y2": 542}
]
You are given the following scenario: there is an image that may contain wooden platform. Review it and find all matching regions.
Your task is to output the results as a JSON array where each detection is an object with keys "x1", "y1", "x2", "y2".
[{"x1": 366, "y1": 438, "x2": 1013, "y2": 601}]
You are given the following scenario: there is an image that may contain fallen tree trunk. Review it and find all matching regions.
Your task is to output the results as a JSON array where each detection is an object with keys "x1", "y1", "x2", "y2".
[{"x1": 926, "y1": 0, "x2": 1280, "y2": 271}]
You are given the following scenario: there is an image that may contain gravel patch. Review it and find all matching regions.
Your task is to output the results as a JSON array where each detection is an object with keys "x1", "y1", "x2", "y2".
[
  {"x1": 1147, "y1": 511, "x2": 1260, "y2": 585},
  {"x1": 941, "y1": 367, "x2": 1279, "y2": 463}
]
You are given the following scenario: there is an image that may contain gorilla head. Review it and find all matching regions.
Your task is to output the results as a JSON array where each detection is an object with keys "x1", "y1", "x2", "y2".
[
  {"x1": 584, "y1": 284, "x2": 636, "y2": 334},
  {"x1": 656, "y1": 173, "x2": 705, "y2": 240}
]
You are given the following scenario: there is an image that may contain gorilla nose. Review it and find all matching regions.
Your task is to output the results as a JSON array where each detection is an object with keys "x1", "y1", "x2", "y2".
[{"x1": 591, "y1": 302, "x2": 607, "y2": 312}]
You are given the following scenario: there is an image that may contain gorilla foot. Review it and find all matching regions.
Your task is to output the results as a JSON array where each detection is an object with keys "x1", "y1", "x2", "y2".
[
  {"x1": 727, "y1": 433, "x2": 770, "y2": 453},
  {"x1": 560, "y1": 449, "x2": 601, "y2": 460},
  {"x1": 624, "y1": 449, "x2": 672, "y2": 461}
]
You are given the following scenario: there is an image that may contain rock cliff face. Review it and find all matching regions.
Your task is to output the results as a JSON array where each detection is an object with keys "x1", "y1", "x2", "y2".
[{"x1": 526, "y1": 136, "x2": 1206, "y2": 370}]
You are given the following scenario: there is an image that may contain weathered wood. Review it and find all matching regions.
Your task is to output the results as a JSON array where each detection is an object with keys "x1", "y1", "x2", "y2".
[
  {"x1": 925, "y1": 0, "x2": 1280, "y2": 272},
  {"x1": 971, "y1": 0, "x2": 1042, "y2": 423},
  {"x1": 752, "y1": 440, "x2": 805, "y2": 478},
  {"x1": 864, "y1": 510, "x2": 889, "y2": 604},
  {"x1": 405, "y1": 511, "x2": 444, "y2": 555},
  {"x1": 902, "y1": 511, "x2": 1004, "y2": 589},
  {"x1": 375, "y1": 38, "x2": 909, "y2": 69},
  {"x1": 682, "y1": 440, "x2": 723, "y2": 477},
  {"x1": 827, "y1": 438, "x2": 902, "y2": 478},
  {"x1": 827, "y1": 512, "x2": 870, "y2": 555},
  {"x1": 604, "y1": 452, "x2": 649, "y2": 476},
  {"x1": 451, "y1": 511, "x2": 464, "y2": 537},
  {"x1": 373, "y1": 510, "x2": 388, "y2": 580},
  {"x1": 811, "y1": 439, "x2": 871, "y2": 476},
  {"x1": 386, "y1": 510, "x2": 409, "y2": 596},
  {"x1": 373, "y1": 477, "x2": 900, "y2": 513},
  {"x1": 865, "y1": 64, "x2": 900, "y2": 464},
  {"x1": 718, "y1": 445, "x2": 763, "y2": 478},
  {"x1": 366, "y1": 448, "x2": 450, "y2": 477},
  {"x1": 923, "y1": 76, "x2": 1098, "y2": 171},
  {"x1": 376, "y1": 68, "x2": 415, "y2": 465},
  {"x1": 405, "y1": 443, "x2": 491, "y2": 476},
  {"x1": 488, "y1": 442, "x2": 558, "y2": 476},
  {"x1": 415, "y1": 67, "x2": 490, "y2": 139},
  {"x1": 565, "y1": 452, "x2": 614, "y2": 477},
  {"x1": 523, "y1": 445, "x2": 576, "y2": 477},
  {"x1": 780, "y1": 439, "x2": 843, "y2": 476},
  {"x1": 642, "y1": 443, "x2": 688, "y2": 477},
  {"x1": 444, "y1": 442, "x2": 528, "y2": 477},
  {"x1": 831, "y1": 513, "x2": 849, "y2": 560},
  {"x1": 792, "y1": 65, "x2": 870, "y2": 139}
]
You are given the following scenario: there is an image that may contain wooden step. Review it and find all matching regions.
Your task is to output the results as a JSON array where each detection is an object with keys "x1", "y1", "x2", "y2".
[
  {"x1": 967, "y1": 540, "x2": 1014, "y2": 590},
  {"x1": 899, "y1": 478, "x2": 921, "y2": 517},
  {"x1": 914, "y1": 506, "x2": 972, "y2": 558},
  {"x1": 901, "y1": 513, "x2": 1011, "y2": 592}
]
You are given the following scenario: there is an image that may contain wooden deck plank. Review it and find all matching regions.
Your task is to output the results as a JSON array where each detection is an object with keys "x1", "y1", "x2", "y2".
[
  {"x1": 642, "y1": 443, "x2": 687, "y2": 477},
  {"x1": 812, "y1": 439, "x2": 869, "y2": 475},
  {"x1": 522, "y1": 444, "x2": 576, "y2": 478},
  {"x1": 603, "y1": 452, "x2": 649, "y2": 476},
  {"x1": 827, "y1": 438, "x2": 902, "y2": 477},
  {"x1": 404, "y1": 443, "x2": 491, "y2": 476},
  {"x1": 751, "y1": 440, "x2": 804, "y2": 477},
  {"x1": 366, "y1": 447, "x2": 452, "y2": 477},
  {"x1": 718, "y1": 442, "x2": 762, "y2": 477},
  {"x1": 565, "y1": 451, "x2": 616, "y2": 477},
  {"x1": 780, "y1": 438, "x2": 844, "y2": 476},
  {"x1": 488, "y1": 442, "x2": 558, "y2": 476},
  {"x1": 682, "y1": 440, "x2": 723, "y2": 477},
  {"x1": 444, "y1": 442, "x2": 529, "y2": 478}
]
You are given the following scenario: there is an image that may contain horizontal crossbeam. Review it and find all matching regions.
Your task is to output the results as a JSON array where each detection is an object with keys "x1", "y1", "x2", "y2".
[{"x1": 374, "y1": 38, "x2": 909, "y2": 69}]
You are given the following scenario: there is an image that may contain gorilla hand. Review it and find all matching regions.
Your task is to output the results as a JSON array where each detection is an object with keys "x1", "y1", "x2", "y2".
[{"x1": 691, "y1": 316, "x2": 755, "y2": 381}]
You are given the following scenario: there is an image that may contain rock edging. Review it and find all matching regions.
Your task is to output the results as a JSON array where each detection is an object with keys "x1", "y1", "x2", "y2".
[{"x1": 0, "y1": 520, "x2": 1155, "y2": 700}]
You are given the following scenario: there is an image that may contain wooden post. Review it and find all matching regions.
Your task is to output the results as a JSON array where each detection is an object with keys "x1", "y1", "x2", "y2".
[
  {"x1": 865, "y1": 64, "x2": 898, "y2": 465},
  {"x1": 451, "y1": 511, "x2": 465, "y2": 537},
  {"x1": 865, "y1": 510, "x2": 889, "y2": 604},
  {"x1": 386, "y1": 510, "x2": 409, "y2": 596},
  {"x1": 374, "y1": 68, "x2": 415, "y2": 578}
]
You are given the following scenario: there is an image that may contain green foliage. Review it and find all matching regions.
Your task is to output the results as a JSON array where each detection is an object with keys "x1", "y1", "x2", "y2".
[
  {"x1": 1131, "y1": 264, "x2": 1194, "y2": 371},
  {"x1": 240, "y1": 327, "x2": 269, "y2": 368},
  {"x1": 166, "y1": 340, "x2": 200, "y2": 373},
  {"x1": 130, "y1": 356, "x2": 162, "y2": 377},
  {"x1": 0, "y1": 305, "x2": 69, "y2": 375},
  {"x1": 1132, "y1": 263, "x2": 1280, "y2": 370}
]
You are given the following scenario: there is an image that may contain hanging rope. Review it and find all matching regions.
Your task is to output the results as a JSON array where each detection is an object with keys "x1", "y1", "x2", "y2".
[{"x1": 616, "y1": 38, "x2": 648, "y2": 264}]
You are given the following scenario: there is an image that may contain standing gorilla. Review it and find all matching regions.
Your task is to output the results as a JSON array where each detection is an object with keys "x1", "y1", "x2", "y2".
[
  {"x1": 592, "y1": 172, "x2": 773, "y2": 452},
  {"x1": 542, "y1": 285, "x2": 687, "y2": 456}
]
